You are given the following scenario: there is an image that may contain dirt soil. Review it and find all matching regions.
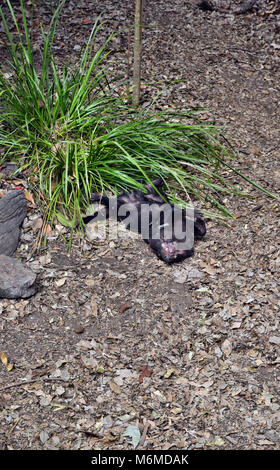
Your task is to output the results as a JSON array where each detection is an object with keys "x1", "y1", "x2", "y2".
[{"x1": 0, "y1": 0, "x2": 280, "y2": 450}]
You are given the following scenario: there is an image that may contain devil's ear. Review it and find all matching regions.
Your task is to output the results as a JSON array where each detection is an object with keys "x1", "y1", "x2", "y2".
[
  {"x1": 90, "y1": 194, "x2": 110, "y2": 206},
  {"x1": 193, "y1": 210, "x2": 206, "y2": 239},
  {"x1": 145, "y1": 178, "x2": 164, "y2": 193},
  {"x1": 83, "y1": 215, "x2": 95, "y2": 224},
  {"x1": 90, "y1": 193, "x2": 101, "y2": 202}
]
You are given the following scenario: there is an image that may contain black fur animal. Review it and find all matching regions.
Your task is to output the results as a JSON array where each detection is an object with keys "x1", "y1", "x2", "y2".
[
  {"x1": 197, "y1": 1, "x2": 214, "y2": 12},
  {"x1": 83, "y1": 179, "x2": 206, "y2": 263}
]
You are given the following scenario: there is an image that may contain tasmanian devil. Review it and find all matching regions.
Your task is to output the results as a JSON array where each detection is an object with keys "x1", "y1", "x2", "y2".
[{"x1": 83, "y1": 178, "x2": 206, "y2": 263}]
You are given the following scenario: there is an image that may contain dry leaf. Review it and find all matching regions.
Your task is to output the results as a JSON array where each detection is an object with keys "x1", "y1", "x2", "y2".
[
  {"x1": 231, "y1": 321, "x2": 242, "y2": 329},
  {"x1": 76, "y1": 339, "x2": 95, "y2": 350},
  {"x1": 56, "y1": 277, "x2": 67, "y2": 287},
  {"x1": 51, "y1": 143, "x2": 61, "y2": 155},
  {"x1": 51, "y1": 403, "x2": 67, "y2": 411},
  {"x1": 152, "y1": 390, "x2": 167, "y2": 403},
  {"x1": 139, "y1": 365, "x2": 152, "y2": 383},
  {"x1": 164, "y1": 368, "x2": 176, "y2": 379},
  {"x1": 55, "y1": 386, "x2": 65, "y2": 395},
  {"x1": 0, "y1": 352, "x2": 14, "y2": 371},
  {"x1": 39, "y1": 431, "x2": 49, "y2": 444},
  {"x1": 42, "y1": 224, "x2": 52, "y2": 237},
  {"x1": 203, "y1": 265, "x2": 217, "y2": 276},
  {"x1": 231, "y1": 387, "x2": 242, "y2": 396},
  {"x1": 119, "y1": 301, "x2": 132, "y2": 313},
  {"x1": 208, "y1": 437, "x2": 225, "y2": 447},
  {"x1": 74, "y1": 326, "x2": 85, "y2": 334},
  {"x1": 24, "y1": 191, "x2": 35, "y2": 206},
  {"x1": 90, "y1": 299, "x2": 98, "y2": 316},
  {"x1": 0, "y1": 351, "x2": 8, "y2": 367},
  {"x1": 170, "y1": 407, "x2": 183, "y2": 414},
  {"x1": 175, "y1": 377, "x2": 189, "y2": 385},
  {"x1": 82, "y1": 18, "x2": 92, "y2": 24},
  {"x1": 123, "y1": 425, "x2": 141, "y2": 448},
  {"x1": 81, "y1": 355, "x2": 98, "y2": 369},
  {"x1": 109, "y1": 381, "x2": 121, "y2": 394},
  {"x1": 221, "y1": 339, "x2": 232, "y2": 356}
]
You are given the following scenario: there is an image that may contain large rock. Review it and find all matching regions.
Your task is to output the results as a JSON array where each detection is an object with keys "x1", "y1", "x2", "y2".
[
  {"x1": 0, "y1": 190, "x2": 27, "y2": 256},
  {"x1": 0, "y1": 255, "x2": 37, "y2": 299}
]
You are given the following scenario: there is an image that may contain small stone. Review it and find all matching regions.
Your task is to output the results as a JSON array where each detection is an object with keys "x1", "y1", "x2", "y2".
[{"x1": 0, "y1": 255, "x2": 37, "y2": 299}]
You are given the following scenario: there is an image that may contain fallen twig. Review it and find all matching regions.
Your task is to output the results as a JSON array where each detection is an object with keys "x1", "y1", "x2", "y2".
[{"x1": 0, "y1": 376, "x2": 67, "y2": 392}]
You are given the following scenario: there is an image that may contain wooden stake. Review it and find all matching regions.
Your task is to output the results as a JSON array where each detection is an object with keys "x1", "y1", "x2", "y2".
[{"x1": 132, "y1": 0, "x2": 143, "y2": 106}]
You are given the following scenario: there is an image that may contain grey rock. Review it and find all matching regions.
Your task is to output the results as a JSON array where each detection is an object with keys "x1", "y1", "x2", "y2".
[
  {"x1": 0, "y1": 190, "x2": 27, "y2": 256},
  {"x1": 0, "y1": 255, "x2": 37, "y2": 299}
]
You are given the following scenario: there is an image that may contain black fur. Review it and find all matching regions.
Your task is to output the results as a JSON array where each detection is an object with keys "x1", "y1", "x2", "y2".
[
  {"x1": 198, "y1": 1, "x2": 214, "y2": 12},
  {"x1": 83, "y1": 178, "x2": 206, "y2": 263}
]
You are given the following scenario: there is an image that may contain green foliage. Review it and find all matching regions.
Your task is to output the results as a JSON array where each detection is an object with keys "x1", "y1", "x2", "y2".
[{"x1": 0, "y1": 0, "x2": 276, "y2": 228}]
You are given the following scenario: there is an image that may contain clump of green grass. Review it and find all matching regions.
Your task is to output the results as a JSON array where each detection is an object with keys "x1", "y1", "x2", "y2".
[{"x1": 0, "y1": 0, "x2": 276, "y2": 230}]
